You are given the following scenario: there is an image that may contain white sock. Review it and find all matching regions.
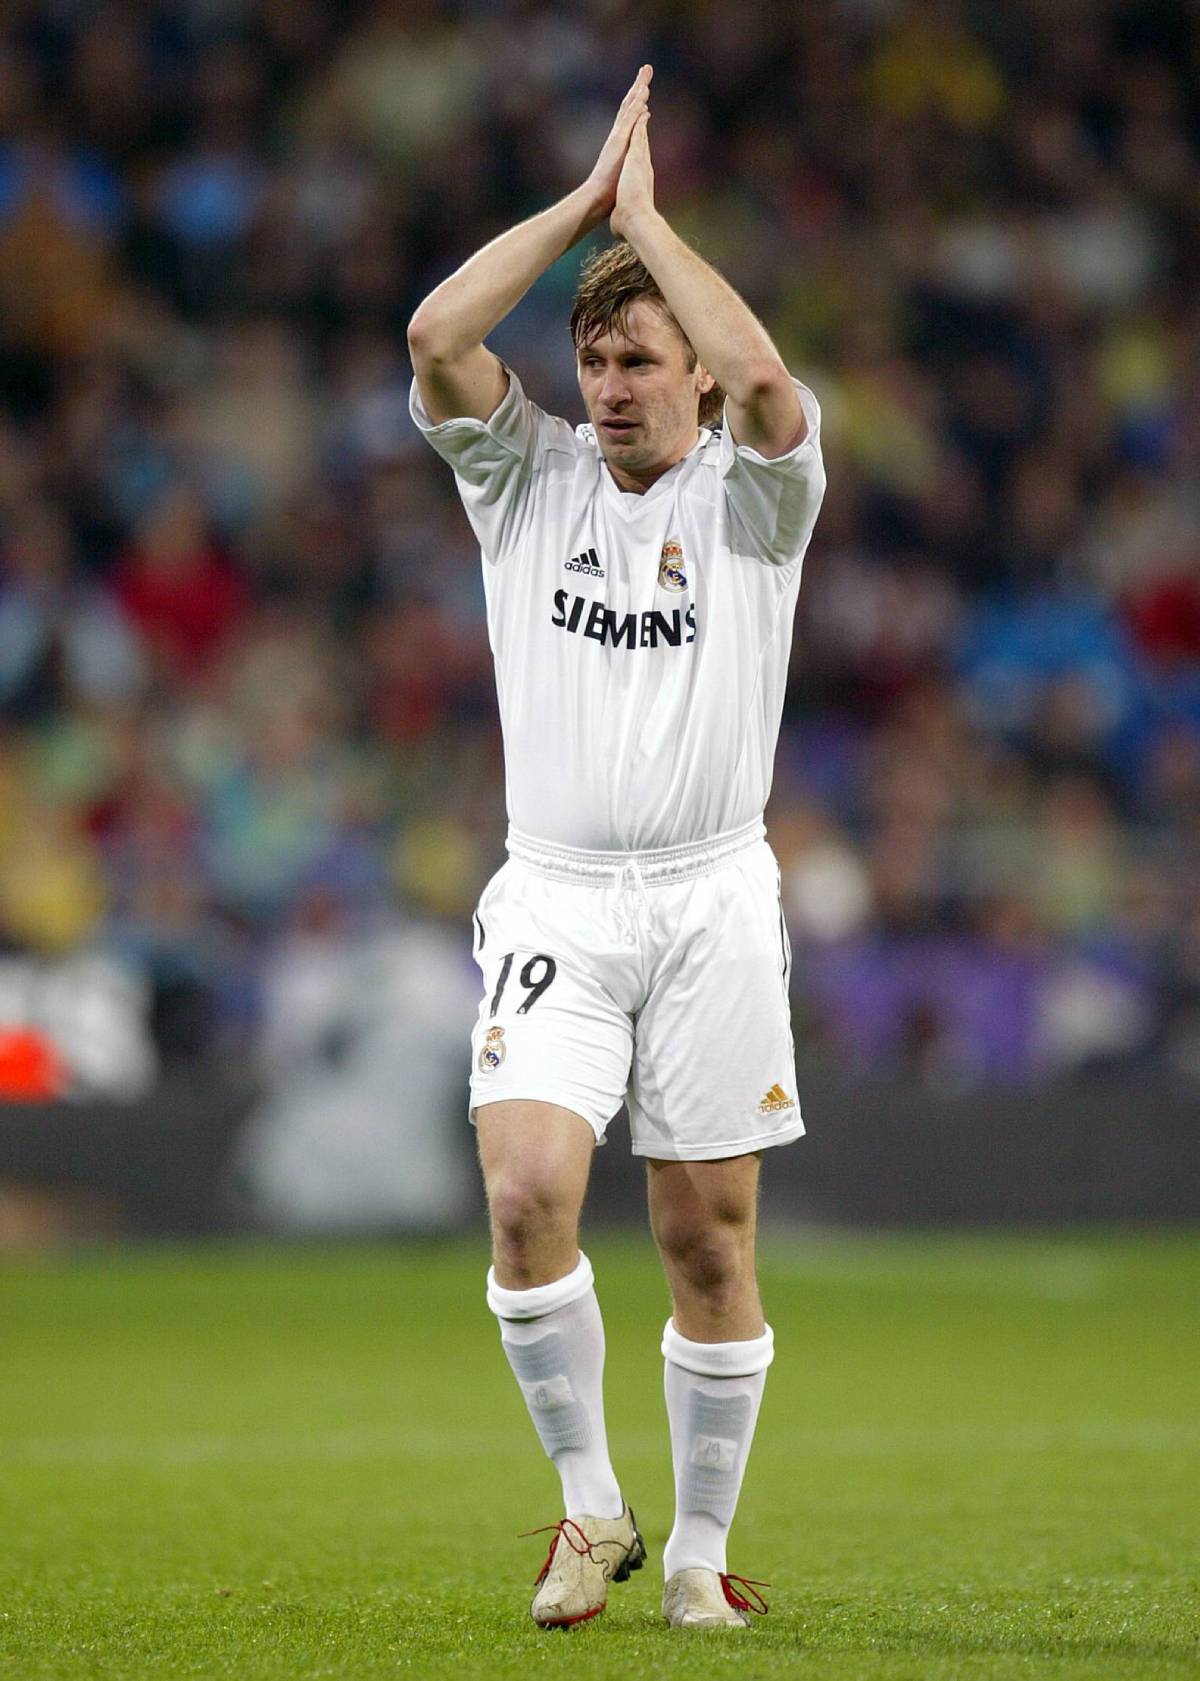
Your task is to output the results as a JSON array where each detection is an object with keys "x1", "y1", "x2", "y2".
[
  {"x1": 661, "y1": 1318, "x2": 775, "y2": 1577},
  {"x1": 487, "y1": 1252, "x2": 624, "y2": 1519}
]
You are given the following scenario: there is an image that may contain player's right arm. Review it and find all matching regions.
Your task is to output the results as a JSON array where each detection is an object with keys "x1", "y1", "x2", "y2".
[{"x1": 406, "y1": 66, "x2": 653, "y2": 425}]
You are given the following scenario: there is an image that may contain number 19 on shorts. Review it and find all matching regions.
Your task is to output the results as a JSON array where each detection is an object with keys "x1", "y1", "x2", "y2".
[{"x1": 489, "y1": 952, "x2": 558, "y2": 1016}]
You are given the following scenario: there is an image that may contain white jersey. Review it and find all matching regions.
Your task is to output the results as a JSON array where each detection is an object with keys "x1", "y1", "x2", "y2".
[{"x1": 409, "y1": 367, "x2": 825, "y2": 851}]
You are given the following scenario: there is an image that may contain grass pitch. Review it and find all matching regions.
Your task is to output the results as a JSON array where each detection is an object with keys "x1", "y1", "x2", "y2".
[{"x1": 1, "y1": 1229, "x2": 1197, "y2": 1680}]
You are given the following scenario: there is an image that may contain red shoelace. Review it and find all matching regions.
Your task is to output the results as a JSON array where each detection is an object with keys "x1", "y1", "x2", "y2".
[
  {"x1": 520, "y1": 1518, "x2": 599, "y2": 1586},
  {"x1": 721, "y1": 1572, "x2": 770, "y2": 1615},
  {"x1": 520, "y1": 1521, "x2": 767, "y2": 1618}
]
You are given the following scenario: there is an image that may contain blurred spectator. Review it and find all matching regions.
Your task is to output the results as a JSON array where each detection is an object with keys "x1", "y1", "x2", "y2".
[
  {"x1": 112, "y1": 486, "x2": 248, "y2": 682},
  {"x1": 0, "y1": 0, "x2": 1196, "y2": 1090},
  {"x1": 0, "y1": 500, "x2": 144, "y2": 714}
]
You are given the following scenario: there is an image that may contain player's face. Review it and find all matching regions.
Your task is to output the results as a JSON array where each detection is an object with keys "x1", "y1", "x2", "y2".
[{"x1": 576, "y1": 302, "x2": 715, "y2": 491}]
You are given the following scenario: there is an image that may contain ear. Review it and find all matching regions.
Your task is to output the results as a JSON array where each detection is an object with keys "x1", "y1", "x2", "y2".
[{"x1": 695, "y1": 364, "x2": 715, "y2": 396}]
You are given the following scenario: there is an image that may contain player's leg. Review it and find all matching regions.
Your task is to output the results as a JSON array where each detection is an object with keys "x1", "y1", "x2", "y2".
[
  {"x1": 625, "y1": 840, "x2": 797, "y2": 1622},
  {"x1": 478, "y1": 1098, "x2": 644, "y2": 1625},
  {"x1": 469, "y1": 861, "x2": 645, "y2": 1620},
  {"x1": 478, "y1": 1098, "x2": 622, "y2": 1514},
  {"x1": 647, "y1": 1152, "x2": 774, "y2": 1627}
]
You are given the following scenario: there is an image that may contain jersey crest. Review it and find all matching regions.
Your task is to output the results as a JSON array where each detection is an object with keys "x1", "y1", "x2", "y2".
[{"x1": 658, "y1": 538, "x2": 688, "y2": 593}]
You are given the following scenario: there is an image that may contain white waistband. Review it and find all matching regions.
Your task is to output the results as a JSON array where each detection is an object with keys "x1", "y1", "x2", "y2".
[{"x1": 505, "y1": 818, "x2": 767, "y2": 885}]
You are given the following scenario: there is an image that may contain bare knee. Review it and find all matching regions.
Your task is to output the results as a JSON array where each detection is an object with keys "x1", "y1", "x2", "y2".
[
  {"x1": 476, "y1": 1101, "x2": 593, "y2": 1288},
  {"x1": 482, "y1": 1153, "x2": 585, "y2": 1287},
  {"x1": 655, "y1": 1207, "x2": 754, "y2": 1309},
  {"x1": 487, "y1": 1173, "x2": 576, "y2": 1260}
]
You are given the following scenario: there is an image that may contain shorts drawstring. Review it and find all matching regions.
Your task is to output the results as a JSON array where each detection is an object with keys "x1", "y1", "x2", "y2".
[
  {"x1": 505, "y1": 817, "x2": 766, "y2": 951},
  {"x1": 613, "y1": 859, "x2": 653, "y2": 947}
]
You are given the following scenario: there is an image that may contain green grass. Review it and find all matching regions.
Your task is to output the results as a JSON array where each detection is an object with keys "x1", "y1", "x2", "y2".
[{"x1": 1, "y1": 1229, "x2": 1197, "y2": 1679}]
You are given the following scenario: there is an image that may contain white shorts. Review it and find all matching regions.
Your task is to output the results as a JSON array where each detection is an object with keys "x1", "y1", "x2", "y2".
[{"x1": 467, "y1": 819, "x2": 804, "y2": 1161}]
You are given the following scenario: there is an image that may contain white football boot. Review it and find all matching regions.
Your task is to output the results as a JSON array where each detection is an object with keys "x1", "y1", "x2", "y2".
[
  {"x1": 526, "y1": 1505, "x2": 646, "y2": 1628},
  {"x1": 662, "y1": 1568, "x2": 769, "y2": 1628}
]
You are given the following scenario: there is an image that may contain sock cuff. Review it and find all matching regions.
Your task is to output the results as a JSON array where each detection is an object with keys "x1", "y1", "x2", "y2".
[
  {"x1": 661, "y1": 1318, "x2": 775, "y2": 1378},
  {"x1": 486, "y1": 1251, "x2": 595, "y2": 1320}
]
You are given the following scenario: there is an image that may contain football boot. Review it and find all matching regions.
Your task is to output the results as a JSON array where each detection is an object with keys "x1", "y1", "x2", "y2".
[
  {"x1": 662, "y1": 1567, "x2": 769, "y2": 1628},
  {"x1": 525, "y1": 1504, "x2": 646, "y2": 1628}
]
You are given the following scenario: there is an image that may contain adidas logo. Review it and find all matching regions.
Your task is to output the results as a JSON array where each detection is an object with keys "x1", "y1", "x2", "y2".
[
  {"x1": 564, "y1": 546, "x2": 604, "y2": 577},
  {"x1": 758, "y1": 1083, "x2": 795, "y2": 1114}
]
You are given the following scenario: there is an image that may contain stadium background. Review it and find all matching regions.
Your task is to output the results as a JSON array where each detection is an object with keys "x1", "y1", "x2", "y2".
[
  {"x1": 2, "y1": 7, "x2": 1198, "y2": 1678},
  {"x1": 0, "y1": 0, "x2": 1198, "y2": 1236}
]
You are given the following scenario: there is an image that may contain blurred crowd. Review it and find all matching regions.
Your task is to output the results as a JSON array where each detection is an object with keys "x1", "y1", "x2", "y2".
[{"x1": 0, "y1": 0, "x2": 1198, "y2": 1089}]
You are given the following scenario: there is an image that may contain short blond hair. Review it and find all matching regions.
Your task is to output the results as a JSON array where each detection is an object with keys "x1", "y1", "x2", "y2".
[{"x1": 570, "y1": 242, "x2": 724, "y2": 428}]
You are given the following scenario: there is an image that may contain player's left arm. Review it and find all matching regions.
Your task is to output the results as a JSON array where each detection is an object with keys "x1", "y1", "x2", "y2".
[{"x1": 610, "y1": 111, "x2": 804, "y2": 459}]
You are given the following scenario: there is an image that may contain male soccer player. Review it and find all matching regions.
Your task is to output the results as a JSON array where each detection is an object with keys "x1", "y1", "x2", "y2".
[{"x1": 407, "y1": 65, "x2": 825, "y2": 1630}]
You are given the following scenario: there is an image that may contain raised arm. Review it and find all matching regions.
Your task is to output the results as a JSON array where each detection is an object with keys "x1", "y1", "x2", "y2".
[
  {"x1": 407, "y1": 67, "x2": 654, "y2": 425},
  {"x1": 610, "y1": 110, "x2": 805, "y2": 459}
]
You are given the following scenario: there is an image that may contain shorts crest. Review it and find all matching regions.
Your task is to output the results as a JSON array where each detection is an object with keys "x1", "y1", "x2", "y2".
[
  {"x1": 478, "y1": 1025, "x2": 506, "y2": 1072},
  {"x1": 658, "y1": 538, "x2": 688, "y2": 593}
]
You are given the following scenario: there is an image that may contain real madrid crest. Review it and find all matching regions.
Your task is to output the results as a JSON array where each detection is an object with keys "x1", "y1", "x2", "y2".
[
  {"x1": 478, "y1": 1025, "x2": 506, "y2": 1072},
  {"x1": 657, "y1": 537, "x2": 688, "y2": 593}
]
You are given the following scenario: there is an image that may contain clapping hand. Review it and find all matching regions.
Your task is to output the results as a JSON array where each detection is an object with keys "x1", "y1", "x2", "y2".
[
  {"x1": 585, "y1": 65, "x2": 652, "y2": 223},
  {"x1": 609, "y1": 107, "x2": 654, "y2": 238}
]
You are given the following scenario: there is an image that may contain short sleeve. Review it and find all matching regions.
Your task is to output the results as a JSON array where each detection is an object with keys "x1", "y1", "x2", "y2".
[
  {"x1": 408, "y1": 365, "x2": 572, "y2": 563},
  {"x1": 718, "y1": 378, "x2": 827, "y2": 569}
]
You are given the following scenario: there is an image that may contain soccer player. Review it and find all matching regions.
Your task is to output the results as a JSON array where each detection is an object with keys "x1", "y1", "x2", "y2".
[{"x1": 407, "y1": 65, "x2": 825, "y2": 1630}]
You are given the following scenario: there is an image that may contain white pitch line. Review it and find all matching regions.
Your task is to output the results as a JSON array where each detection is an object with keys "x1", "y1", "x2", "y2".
[
  {"x1": 3, "y1": 1420, "x2": 1196, "y2": 1469},
  {"x1": 1, "y1": 1425, "x2": 474, "y2": 1468},
  {"x1": 757, "y1": 1246, "x2": 1113, "y2": 1301}
]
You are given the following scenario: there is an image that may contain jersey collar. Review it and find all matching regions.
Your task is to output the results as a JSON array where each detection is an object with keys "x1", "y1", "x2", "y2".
[{"x1": 581, "y1": 426, "x2": 710, "y2": 505}]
